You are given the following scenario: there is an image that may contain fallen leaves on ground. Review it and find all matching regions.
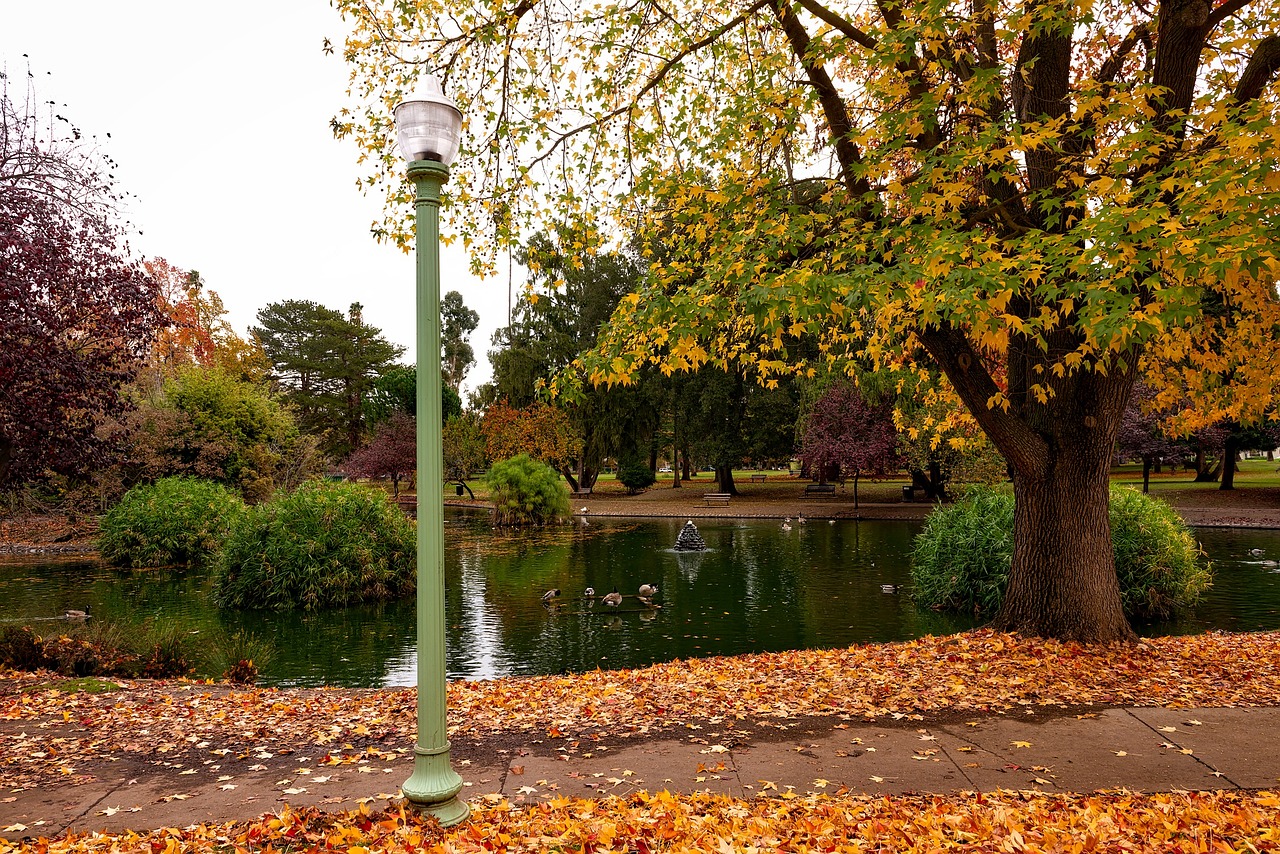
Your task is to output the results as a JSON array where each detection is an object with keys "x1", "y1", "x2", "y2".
[
  {"x1": 3, "y1": 629, "x2": 1280, "y2": 790},
  {"x1": 3, "y1": 790, "x2": 1278, "y2": 853}
]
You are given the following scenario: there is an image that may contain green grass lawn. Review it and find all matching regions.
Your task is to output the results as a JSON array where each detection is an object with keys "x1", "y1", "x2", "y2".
[{"x1": 375, "y1": 456, "x2": 1278, "y2": 505}]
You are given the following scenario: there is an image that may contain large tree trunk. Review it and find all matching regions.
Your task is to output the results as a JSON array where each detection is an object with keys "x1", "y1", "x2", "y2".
[
  {"x1": 715, "y1": 464, "x2": 738, "y2": 496},
  {"x1": 1142, "y1": 456, "x2": 1152, "y2": 493},
  {"x1": 918, "y1": 327, "x2": 1138, "y2": 644},
  {"x1": 1220, "y1": 434, "x2": 1239, "y2": 490},
  {"x1": 995, "y1": 442, "x2": 1134, "y2": 642},
  {"x1": 0, "y1": 434, "x2": 11, "y2": 489}
]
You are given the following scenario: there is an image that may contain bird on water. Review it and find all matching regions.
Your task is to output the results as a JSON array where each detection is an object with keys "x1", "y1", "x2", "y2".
[{"x1": 603, "y1": 589, "x2": 623, "y2": 607}]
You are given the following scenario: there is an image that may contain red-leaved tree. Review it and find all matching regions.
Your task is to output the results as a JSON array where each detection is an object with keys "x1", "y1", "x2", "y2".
[
  {"x1": 1, "y1": 72, "x2": 160, "y2": 493},
  {"x1": 798, "y1": 383, "x2": 899, "y2": 509},
  {"x1": 0, "y1": 189, "x2": 159, "y2": 491},
  {"x1": 342, "y1": 411, "x2": 417, "y2": 497},
  {"x1": 1115, "y1": 383, "x2": 1189, "y2": 493}
]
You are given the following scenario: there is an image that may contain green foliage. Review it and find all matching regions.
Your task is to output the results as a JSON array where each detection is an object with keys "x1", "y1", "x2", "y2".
[
  {"x1": 616, "y1": 456, "x2": 657, "y2": 493},
  {"x1": 254, "y1": 300, "x2": 404, "y2": 457},
  {"x1": 98, "y1": 477, "x2": 246, "y2": 568},
  {"x1": 441, "y1": 290, "x2": 480, "y2": 392},
  {"x1": 443, "y1": 412, "x2": 488, "y2": 481},
  {"x1": 1107, "y1": 488, "x2": 1214, "y2": 621},
  {"x1": 130, "y1": 365, "x2": 315, "y2": 503},
  {"x1": 912, "y1": 487, "x2": 1211, "y2": 621},
  {"x1": 213, "y1": 481, "x2": 416, "y2": 611},
  {"x1": 910, "y1": 488, "x2": 1016, "y2": 618},
  {"x1": 485, "y1": 454, "x2": 569, "y2": 526}
]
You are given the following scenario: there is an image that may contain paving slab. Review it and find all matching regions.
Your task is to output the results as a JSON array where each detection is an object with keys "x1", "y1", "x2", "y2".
[
  {"x1": 730, "y1": 724, "x2": 975, "y2": 796},
  {"x1": 936, "y1": 709, "x2": 1230, "y2": 793},
  {"x1": 500, "y1": 741, "x2": 742, "y2": 803},
  {"x1": 1126, "y1": 707, "x2": 1280, "y2": 789}
]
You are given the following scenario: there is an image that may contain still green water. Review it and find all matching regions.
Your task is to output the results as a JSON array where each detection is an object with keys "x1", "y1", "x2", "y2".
[{"x1": 2, "y1": 514, "x2": 1278, "y2": 687}]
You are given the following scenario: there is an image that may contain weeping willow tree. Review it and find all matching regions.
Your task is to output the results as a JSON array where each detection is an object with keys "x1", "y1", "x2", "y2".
[{"x1": 334, "y1": 0, "x2": 1280, "y2": 641}]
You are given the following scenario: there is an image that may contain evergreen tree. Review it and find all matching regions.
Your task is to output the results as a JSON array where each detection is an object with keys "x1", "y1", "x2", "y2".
[{"x1": 253, "y1": 300, "x2": 403, "y2": 457}]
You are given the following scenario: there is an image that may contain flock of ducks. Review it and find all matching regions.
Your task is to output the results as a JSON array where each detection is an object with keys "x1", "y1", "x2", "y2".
[{"x1": 541, "y1": 583, "x2": 661, "y2": 609}]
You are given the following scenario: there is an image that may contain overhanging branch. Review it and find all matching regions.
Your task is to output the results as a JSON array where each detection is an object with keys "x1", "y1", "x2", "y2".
[{"x1": 1233, "y1": 34, "x2": 1280, "y2": 104}]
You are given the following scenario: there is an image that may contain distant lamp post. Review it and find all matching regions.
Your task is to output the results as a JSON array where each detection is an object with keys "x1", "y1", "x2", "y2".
[{"x1": 393, "y1": 75, "x2": 469, "y2": 826}]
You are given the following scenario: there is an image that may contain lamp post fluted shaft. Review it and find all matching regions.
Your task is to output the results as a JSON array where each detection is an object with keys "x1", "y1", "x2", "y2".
[{"x1": 403, "y1": 158, "x2": 468, "y2": 825}]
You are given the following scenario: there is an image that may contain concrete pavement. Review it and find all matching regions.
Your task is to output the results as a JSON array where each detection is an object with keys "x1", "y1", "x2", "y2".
[{"x1": 4, "y1": 705, "x2": 1278, "y2": 836}]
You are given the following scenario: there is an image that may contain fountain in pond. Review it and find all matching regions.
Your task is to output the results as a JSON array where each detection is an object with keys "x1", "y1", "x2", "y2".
[{"x1": 674, "y1": 520, "x2": 707, "y2": 552}]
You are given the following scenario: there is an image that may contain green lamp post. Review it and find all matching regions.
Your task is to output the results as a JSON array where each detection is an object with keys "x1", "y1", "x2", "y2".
[{"x1": 392, "y1": 76, "x2": 469, "y2": 826}]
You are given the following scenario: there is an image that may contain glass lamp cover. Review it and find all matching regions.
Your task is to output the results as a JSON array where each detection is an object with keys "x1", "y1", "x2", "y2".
[{"x1": 393, "y1": 76, "x2": 462, "y2": 165}]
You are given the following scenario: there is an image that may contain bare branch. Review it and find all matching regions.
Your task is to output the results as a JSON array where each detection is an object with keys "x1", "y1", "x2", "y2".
[
  {"x1": 793, "y1": 0, "x2": 877, "y2": 50},
  {"x1": 1096, "y1": 23, "x2": 1152, "y2": 85},
  {"x1": 771, "y1": 0, "x2": 872, "y2": 198}
]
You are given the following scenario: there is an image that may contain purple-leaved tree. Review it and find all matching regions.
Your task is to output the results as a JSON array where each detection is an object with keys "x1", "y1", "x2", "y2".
[
  {"x1": 341, "y1": 411, "x2": 417, "y2": 497},
  {"x1": 1115, "y1": 383, "x2": 1189, "y2": 493},
  {"x1": 798, "y1": 383, "x2": 898, "y2": 509}
]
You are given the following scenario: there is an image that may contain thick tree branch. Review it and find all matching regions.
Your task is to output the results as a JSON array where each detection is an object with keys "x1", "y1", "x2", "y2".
[
  {"x1": 1207, "y1": 0, "x2": 1252, "y2": 29},
  {"x1": 770, "y1": 0, "x2": 872, "y2": 199},
  {"x1": 1096, "y1": 23, "x2": 1152, "y2": 85},
  {"x1": 793, "y1": 0, "x2": 877, "y2": 49},
  {"x1": 1233, "y1": 34, "x2": 1280, "y2": 104},
  {"x1": 915, "y1": 325, "x2": 1048, "y2": 474}
]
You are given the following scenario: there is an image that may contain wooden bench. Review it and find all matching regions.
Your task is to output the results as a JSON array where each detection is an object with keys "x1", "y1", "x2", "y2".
[
  {"x1": 750, "y1": 474, "x2": 768, "y2": 482},
  {"x1": 572, "y1": 486, "x2": 593, "y2": 497},
  {"x1": 703, "y1": 493, "x2": 732, "y2": 506},
  {"x1": 803, "y1": 483, "x2": 837, "y2": 498}
]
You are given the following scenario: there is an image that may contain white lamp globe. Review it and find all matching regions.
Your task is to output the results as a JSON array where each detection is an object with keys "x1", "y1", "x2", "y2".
[{"x1": 393, "y1": 76, "x2": 463, "y2": 166}]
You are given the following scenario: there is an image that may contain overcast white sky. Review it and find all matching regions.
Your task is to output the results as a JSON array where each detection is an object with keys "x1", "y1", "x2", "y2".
[{"x1": 2, "y1": 1, "x2": 508, "y2": 395}]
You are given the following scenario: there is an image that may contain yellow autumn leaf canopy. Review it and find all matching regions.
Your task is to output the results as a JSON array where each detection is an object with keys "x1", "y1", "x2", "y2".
[{"x1": 336, "y1": 0, "x2": 1278, "y2": 409}]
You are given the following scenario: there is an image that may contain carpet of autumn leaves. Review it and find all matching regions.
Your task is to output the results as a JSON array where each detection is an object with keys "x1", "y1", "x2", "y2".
[
  {"x1": 5, "y1": 630, "x2": 1280, "y2": 850},
  {"x1": 4, "y1": 790, "x2": 1280, "y2": 853},
  {"x1": 4, "y1": 629, "x2": 1280, "y2": 791}
]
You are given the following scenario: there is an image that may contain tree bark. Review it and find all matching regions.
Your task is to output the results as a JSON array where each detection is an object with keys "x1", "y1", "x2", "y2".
[
  {"x1": 1142, "y1": 456, "x2": 1152, "y2": 493},
  {"x1": 995, "y1": 447, "x2": 1135, "y2": 642},
  {"x1": 0, "y1": 434, "x2": 11, "y2": 489},
  {"x1": 715, "y1": 464, "x2": 738, "y2": 496},
  {"x1": 917, "y1": 326, "x2": 1138, "y2": 643},
  {"x1": 1220, "y1": 434, "x2": 1240, "y2": 490}
]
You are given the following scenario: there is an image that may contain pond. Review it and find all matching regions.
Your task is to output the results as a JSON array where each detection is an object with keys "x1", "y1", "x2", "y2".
[{"x1": 2, "y1": 514, "x2": 1279, "y2": 687}]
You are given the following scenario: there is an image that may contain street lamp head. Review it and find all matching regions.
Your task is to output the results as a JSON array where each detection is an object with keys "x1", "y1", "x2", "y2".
[{"x1": 393, "y1": 76, "x2": 463, "y2": 166}]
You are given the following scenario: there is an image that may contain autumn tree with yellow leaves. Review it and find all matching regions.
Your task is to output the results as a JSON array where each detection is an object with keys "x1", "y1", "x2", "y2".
[{"x1": 334, "y1": 0, "x2": 1280, "y2": 641}]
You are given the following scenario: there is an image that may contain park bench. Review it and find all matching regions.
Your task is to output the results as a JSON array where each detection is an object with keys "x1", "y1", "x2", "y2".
[
  {"x1": 703, "y1": 493, "x2": 732, "y2": 506},
  {"x1": 750, "y1": 474, "x2": 768, "y2": 482},
  {"x1": 803, "y1": 483, "x2": 837, "y2": 498},
  {"x1": 573, "y1": 486, "x2": 593, "y2": 497}
]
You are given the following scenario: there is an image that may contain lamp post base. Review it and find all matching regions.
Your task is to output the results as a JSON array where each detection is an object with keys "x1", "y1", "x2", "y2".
[{"x1": 403, "y1": 747, "x2": 469, "y2": 826}]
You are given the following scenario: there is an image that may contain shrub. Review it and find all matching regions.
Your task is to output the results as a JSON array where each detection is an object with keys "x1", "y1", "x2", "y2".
[
  {"x1": 617, "y1": 456, "x2": 657, "y2": 494},
  {"x1": 1108, "y1": 487, "x2": 1213, "y2": 620},
  {"x1": 911, "y1": 485, "x2": 1211, "y2": 621},
  {"x1": 0, "y1": 620, "x2": 196, "y2": 678},
  {"x1": 202, "y1": 629, "x2": 275, "y2": 685},
  {"x1": 0, "y1": 626, "x2": 46, "y2": 671},
  {"x1": 485, "y1": 454, "x2": 569, "y2": 526},
  {"x1": 213, "y1": 481, "x2": 416, "y2": 610},
  {"x1": 99, "y1": 477, "x2": 247, "y2": 567}
]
